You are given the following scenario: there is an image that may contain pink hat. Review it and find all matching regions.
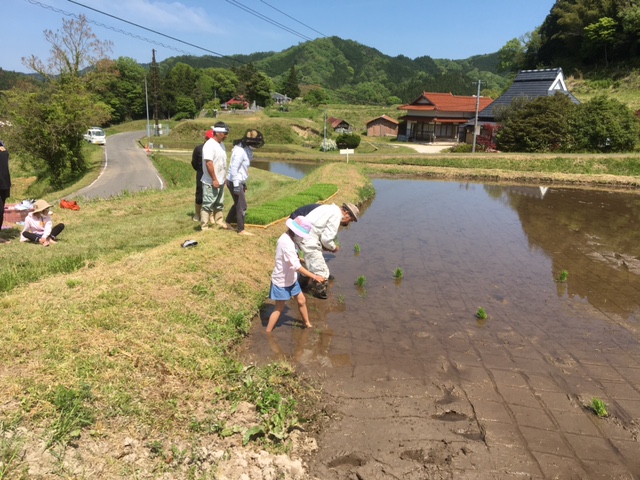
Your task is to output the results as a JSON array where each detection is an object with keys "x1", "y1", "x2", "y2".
[{"x1": 285, "y1": 215, "x2": 313, "y2": 239}]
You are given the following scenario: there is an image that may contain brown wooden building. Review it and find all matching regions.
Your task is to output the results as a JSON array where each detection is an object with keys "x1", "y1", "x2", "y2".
[{"x1": 366, "y1": 115, "x2": 399, "y2": 137}]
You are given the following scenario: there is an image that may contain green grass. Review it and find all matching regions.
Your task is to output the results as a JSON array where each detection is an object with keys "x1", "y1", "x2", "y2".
[
  {"x1": 393, "y1": 267, "x2": 404, "y2": 279},
  {"x1": 476, "y1": 307, "x2": 488, "y2": 320}
]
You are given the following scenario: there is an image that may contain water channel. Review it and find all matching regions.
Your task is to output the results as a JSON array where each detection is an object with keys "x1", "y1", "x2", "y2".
[{"x1": 242, "y1": 177, "x2": 640, "y2": 478}]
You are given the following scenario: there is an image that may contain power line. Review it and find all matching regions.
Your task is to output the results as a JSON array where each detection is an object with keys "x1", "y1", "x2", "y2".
[
  {"x1": 24, "y1": 0, "x2": 199, "y2": 59},
  {"x1": 225, "y1": 0, "x2": 313, "y2": 41},
  {"x1": 67, "y1": 0, "x2": 235, "y2": 61},
  {"x1": 258, "y1": 0, "x2": 328, "y2": 38},
  {"x1": 24, "y1": 0, "x2": 312, "y2": 76}
]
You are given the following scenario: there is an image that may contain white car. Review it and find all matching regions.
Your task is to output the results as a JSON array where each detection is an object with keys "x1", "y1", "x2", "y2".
[{"x1": 83, "y1": 127, "x2": 106, "y2": 145}]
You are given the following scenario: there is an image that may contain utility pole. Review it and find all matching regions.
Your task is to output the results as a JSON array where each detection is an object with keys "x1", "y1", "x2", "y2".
[
  {"x1": 472, "y1": 80, "x2": 482, "y2": 153},
  {"x1": 323, "y1": 110, "x2": 327, "y2": 152},
  {"x1": 152, "y1": 49, "x2": 160, "y2": 135},
  {"x1": 144, "y1": 75, "x2": 150, "y2": 147}
]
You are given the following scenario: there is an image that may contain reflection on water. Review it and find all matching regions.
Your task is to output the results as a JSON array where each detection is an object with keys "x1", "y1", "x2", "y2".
[
  {"x1": 251, "y1": 160, "x2": 318, "y2": 179},
  {"x1": 489, "y1": 184, "x2": 640, "y2": 318},
  {"x1": 245, "y1": 179, "x2": 640, "y2": 370}
]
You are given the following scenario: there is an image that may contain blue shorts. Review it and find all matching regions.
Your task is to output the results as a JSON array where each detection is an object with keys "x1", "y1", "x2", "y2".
[{"x1": 270, "y1": 281, "x2": 302, "y2": 301}]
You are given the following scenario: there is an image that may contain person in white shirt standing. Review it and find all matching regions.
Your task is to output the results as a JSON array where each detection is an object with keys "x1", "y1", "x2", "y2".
[
  {"x1": 225, "y1": 129, "x2": 264, "y2": 236},
  {"x1": 200, "y1": 122, "x2": 231, "y2": 230}
]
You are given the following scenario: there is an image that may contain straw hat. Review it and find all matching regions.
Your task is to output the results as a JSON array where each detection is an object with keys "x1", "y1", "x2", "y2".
[
  {"x1": 343, "y1": 203, "x2": 359, "y2": 222},
  {"x1": 32, "y1": 199, "x2": 52, "y2": 214}
]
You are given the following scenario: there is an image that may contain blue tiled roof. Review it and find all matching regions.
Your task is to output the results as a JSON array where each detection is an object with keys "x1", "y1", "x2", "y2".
[{"x1": 478, "y1": 68, "x2": 580, "y2": 122}]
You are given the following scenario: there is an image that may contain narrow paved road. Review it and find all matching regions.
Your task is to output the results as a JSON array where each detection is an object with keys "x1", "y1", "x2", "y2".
[{"x1": 73, "y1": 131, "x2": 164, "y2": 199}]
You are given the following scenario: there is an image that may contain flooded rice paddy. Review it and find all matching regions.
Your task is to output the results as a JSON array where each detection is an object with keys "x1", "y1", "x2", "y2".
[{"x1": 242, "y1": 179, "x2": 640, "y2": 479}]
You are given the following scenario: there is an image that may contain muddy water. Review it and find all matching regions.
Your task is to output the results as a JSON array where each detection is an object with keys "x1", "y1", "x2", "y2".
[{"x1": 243, "y1": 180, "x2": 640, "y2": 479}]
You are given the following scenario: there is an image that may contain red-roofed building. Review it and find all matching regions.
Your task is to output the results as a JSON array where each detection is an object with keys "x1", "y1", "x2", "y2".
[
  {"x1": 397, "y1": 92, "x2": 493, "y2": 142},
  {"x1": 327, "y1": 116, "x2": 353, "y2": 133}
]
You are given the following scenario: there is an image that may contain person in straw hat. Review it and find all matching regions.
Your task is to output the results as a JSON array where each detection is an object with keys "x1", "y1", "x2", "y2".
[
  {"x1": 20, "y1": 199, "x2": 65, "y2": 246},
  {"x1": 292, "y1": 202, "x2": 360, "y2": 299},
  {"x1": 266, "y1": 215, "x2": 325, "y2": 333}
]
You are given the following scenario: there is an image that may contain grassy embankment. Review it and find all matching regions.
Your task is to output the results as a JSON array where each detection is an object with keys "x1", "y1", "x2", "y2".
[{"x1": 0, "y1": 147, "x2": 371, "y2": 478}]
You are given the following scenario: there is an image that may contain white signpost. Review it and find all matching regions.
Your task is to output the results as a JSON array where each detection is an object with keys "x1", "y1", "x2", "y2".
[{"x1": 339, "y1": 148, "x2": 354, "y2": 163}]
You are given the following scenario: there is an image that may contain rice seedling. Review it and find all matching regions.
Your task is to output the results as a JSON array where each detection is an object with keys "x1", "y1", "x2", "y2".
[
  {"x1": 476, "y1": 307, "x2": 488, "y2": 320},
  {"x1": 393, "y1": 267, "x2": 404, "y2": 279},
  {"x1": 354, "y1": 244, "x2": 361, "y2": 254},
  {"x1": 590, "y1": 398, "x2": 608, "y2": 417},
  {"x1": 355, "y1": 275, "x2": 366, "y2": 287},
  {"x1": 557, "y1": 270, "x2": 569, "y2": 283}
]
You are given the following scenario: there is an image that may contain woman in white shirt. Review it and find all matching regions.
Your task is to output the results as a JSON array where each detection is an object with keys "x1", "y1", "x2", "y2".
[
  {"x1": 20, "y1": 199, "x2": 65, "y2": 246},
  {"x1": 225, "y1": 129, "x2": 264, "y2": 236}
]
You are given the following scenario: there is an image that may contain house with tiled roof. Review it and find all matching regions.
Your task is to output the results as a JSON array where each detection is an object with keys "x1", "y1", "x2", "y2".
[
  {"x1": 366, "y1": 115, "x2": 399, "y2": 137},
  {"x1": 397, "y1": 92, "x2": 493, "y2": 142},
  {"x1": 476, "y1": 68, "x2": 580, "y2": 124},
  {"x1": 327, "y1": 116, "x2": 353, "y2": 133}
]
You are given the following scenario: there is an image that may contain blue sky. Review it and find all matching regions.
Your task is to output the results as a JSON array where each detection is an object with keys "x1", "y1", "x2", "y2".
[{"x1": 5, "y1": 0, "x2": 557, "y2": 73}]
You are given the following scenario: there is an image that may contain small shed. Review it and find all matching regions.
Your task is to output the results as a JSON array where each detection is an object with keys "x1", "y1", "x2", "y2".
[
  {"x1": 327, "y1": 116, "x2": 353, "y2": 133},
  {"x1": 366, "y1": 115, "x2": 399, "y2": 137}
]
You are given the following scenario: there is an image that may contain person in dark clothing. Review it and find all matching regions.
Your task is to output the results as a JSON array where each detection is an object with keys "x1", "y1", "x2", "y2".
[
  {"x1": 0, "y1": 140, "x2": 11, "y2": 243},
  {"x1": 290, "y1": 203, "x2": 321, "y2": 219},
  {"x1": 191, "y1": 129, "x2": 214, "y2": 221}
]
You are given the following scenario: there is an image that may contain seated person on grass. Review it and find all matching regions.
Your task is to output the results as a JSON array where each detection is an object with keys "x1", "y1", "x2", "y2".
[{"x1": 20, "y1": 200, "x2": 65, "y2": 247}]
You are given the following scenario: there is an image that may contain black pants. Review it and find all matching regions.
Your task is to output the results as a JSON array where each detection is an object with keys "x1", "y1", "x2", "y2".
[
  {"x1": 23, "y1": 223, "x2": 65, "y2": 243},
  {"x1": 225, "y1": 180, "x2": 247, "y2": 231},
  {"x1": 195, "y1": 172, "x2": 203, "y2": 205},
  {"x1": 0, "y1": 188, "x2": 9, "y2": 228}
]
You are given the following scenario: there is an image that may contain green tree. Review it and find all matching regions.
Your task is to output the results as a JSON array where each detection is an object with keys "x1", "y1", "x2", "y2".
[
  {"x1": 303, "y1": 88, "x2": 329, "y2": 107},
  {"x1": 4, "y1": 78, "x2": 111, "y2": 188},
  {"x1": 497, "y1": 94, "x2": 578, "y2": 152},
  {"x1": 584, "y1": 17, "x2": 618, "y2": 66},
  {"x1": 246, "y1": 71, "x2": 274, "y2": 107},
  {"x1": 174, "y1": 96, "x2": 197, "y2": 119},
  {"x1": 571, "y1": 94, "x2": 639, "y2": 152},
  {"x1": 5, "y1": 15, "x2": 112, "y2": 187},
  {"x1": 282, "y1": 65, "x2": 301, "y2": 99},
  {"x1": 497, "y1": 38, "x2": 526, "y2": 73}
]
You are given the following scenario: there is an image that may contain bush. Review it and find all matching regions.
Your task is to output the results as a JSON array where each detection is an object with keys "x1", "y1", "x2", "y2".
[
  {"x1": 335, "y1": 133, "x2": 361, "y2": 149},
  {"x1": 571, "y1": 94, "x2": 640, "y2": 152},
  {"x1": 320, "y1": 139, "x2": 337, "y2": 152}
]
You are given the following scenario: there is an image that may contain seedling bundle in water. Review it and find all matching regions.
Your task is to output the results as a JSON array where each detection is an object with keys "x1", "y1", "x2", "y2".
[
  {"x1": 355, "y1": 275, "x2": 366, "y2": 287},
  {"x1": 354, "y1": 244, "x2": 361, "y2": 254},
  {"x1": 557, "y1": 270, "x2": 569, "y2": 283},
  {"x1": 476, "y1": 307, "x2": 488, "y2": 320},
  {"x1": 393, "y1": 268, "x2": 404, "y2": 279}
]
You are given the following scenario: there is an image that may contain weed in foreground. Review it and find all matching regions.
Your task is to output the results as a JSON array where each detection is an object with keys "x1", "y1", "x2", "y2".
[
  {"x1": 590, "y1": 398, "x2": 608, "y2": 417},
  {"x1": 557, "y1": 270, "x2": 569, "y2": 283},
  {"x1": 211, "y1": 363, "x2": 304, "y2": 450},
  {"x1": 1, "y1": 415, "x2": 26, "y2": 480},
  {"x1": 46, "y1": 384, "x2": 96, "y2": 450},
  {"x1": 476, "y1": 307, "x2": 488, "y2": 320}
]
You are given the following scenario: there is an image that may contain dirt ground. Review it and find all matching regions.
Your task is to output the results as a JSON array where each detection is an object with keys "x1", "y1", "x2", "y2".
[{"x1": 243, "y1": 179, "x2": 640, "y2": 480}]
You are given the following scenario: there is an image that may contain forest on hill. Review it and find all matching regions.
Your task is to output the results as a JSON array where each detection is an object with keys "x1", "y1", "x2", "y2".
[{"x1": 1, "y1": 0, "x2": 639, "y2": 123}]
